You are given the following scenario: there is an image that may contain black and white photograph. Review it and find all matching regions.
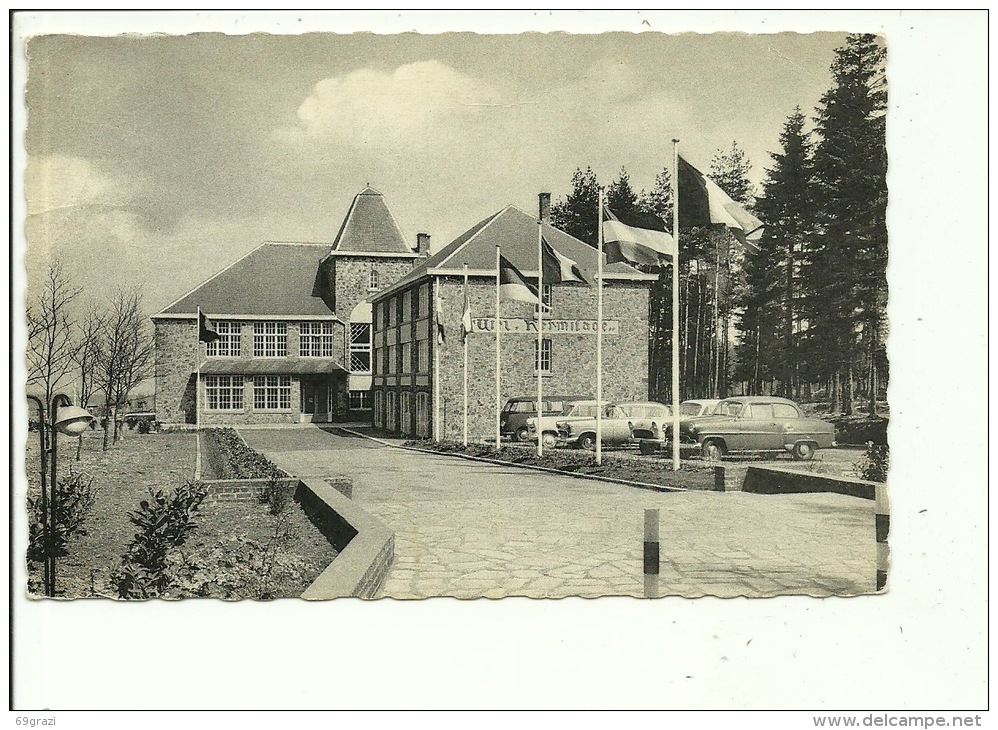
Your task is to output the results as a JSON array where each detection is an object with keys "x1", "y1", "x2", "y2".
[{"x1": 11, "y1": 9, "x2": 987, "y2": 713}]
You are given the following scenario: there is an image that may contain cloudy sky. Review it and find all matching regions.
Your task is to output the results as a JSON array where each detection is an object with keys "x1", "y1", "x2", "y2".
[{"x1": 23, "y1": 28, "x2": 849, "y2": 314}]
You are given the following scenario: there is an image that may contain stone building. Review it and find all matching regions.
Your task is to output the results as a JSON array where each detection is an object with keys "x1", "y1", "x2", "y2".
[
  {"x1": 370, "y1": 203, "x2": 656, "y2": 439},
  {"x1": 151, "y1": 187, "x2": 423, "y2": 426}
]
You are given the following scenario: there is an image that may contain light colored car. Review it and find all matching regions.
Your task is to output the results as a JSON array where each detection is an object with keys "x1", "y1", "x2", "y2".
[
  {"x1": 556, "y1": 404, "x2": 635, "y2": 450},
  {"x1": 527, "y1": 400, "x2": 606, "y2": 447},
  {"x1": 680, "y1": 399, "x2": 720, "y2": 418},
  {"x1": 617, "y1": 401, "x2": 672, "y2": 442},
  {"x1": 683, "y1": 396, "x2": 836, "y2": 461}
]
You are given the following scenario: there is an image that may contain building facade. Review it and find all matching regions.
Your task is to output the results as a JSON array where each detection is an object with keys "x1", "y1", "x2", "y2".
[
  {"x1": 152, "y1": 187, "x2": 424, "y2": 426},
  {"x1": 370, "y1": 205, "x2": 656, "y2": 439}
]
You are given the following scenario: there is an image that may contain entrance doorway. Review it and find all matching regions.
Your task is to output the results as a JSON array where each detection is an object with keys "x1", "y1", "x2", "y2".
[{"x1": 300, "y1": 379, "x2": 331, "y2": 423}]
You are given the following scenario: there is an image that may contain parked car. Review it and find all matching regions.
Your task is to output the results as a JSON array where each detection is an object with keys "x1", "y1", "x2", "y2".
[
  {"x1": 680, "y1": 399, "x2": 720, "y2": 418},
  {"x1": 617, "y1": 401, "x2": 672, "y2": 442},
  {"x1": 682, "y1": 396, "x2": 836, "y2": 461},
  {"x1": 528, "y1": 400, "x2": 607, "y2": 447},
  {"x1": 501, "y1": 395, "x2": 586, "y2": 442},
  {"x1": 556, "y1": 403, "x2": 636, "y2": 450}
]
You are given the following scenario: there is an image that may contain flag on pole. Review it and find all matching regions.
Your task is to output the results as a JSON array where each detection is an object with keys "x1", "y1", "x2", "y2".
[
  {"x1": 198, "y1": 310, "x2": 221, "y2": 343},
  {"x1": 541, "y1": 236, "x2": 589, "y2": 285},
  {"x1": 602, "y1": 208, "x2": 678, "y2": 266},
  {"x1": 678, "y1": 154, "x2": 764, "y2": 251},
  {"x1": 498, "y1": 254, "x2": 540, "y2": 304},
  {"x1": 435, "y1": 290, "x2": 446, "y2": 345},
  {"x1": 461, "y1": 284, "x2": 473, "y2": 343}
]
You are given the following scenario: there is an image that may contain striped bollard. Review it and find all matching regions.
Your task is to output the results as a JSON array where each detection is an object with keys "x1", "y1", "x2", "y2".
[
  {"x1": 875, "y1": 483, "x2": 890, "y2": 591},
  {"x1": 644, "y1": 508, "x2": 660, "y2": 598}
]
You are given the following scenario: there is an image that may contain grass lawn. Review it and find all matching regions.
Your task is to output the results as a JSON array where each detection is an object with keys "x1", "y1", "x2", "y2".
[{"x1": 23, "y1": 428, "x2": 336, "y2": 600}]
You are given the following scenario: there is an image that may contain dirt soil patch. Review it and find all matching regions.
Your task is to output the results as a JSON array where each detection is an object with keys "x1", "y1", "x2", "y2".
[{"x1": 23, "y1": 429, "x2": 335, "y2": 599}]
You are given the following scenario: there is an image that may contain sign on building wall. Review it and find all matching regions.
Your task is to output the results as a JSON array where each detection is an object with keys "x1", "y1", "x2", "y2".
[{"x1": 470, "y1": 318, "x2": 620, "y2": 335}]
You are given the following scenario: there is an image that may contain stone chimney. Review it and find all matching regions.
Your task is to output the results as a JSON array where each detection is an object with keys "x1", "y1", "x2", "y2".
[
  {"x1": 538, "y1": 192, "x2": 551, "y2": 223},
  {"x1": 416, "y1": 232, "x2": 430, "y2": 255}
]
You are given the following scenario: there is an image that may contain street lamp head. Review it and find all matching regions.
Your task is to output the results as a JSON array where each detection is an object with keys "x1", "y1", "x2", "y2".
[{"x1": 53, "y1": 405, "x2": 95, "y2": 436}]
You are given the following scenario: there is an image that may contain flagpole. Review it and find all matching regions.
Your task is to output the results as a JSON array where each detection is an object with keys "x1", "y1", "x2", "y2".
[
  {"x1": 463, "y1": 263, "x2": 469, "y2": 447},
  {"x1": 195, "y1": 305, "x2": 202, "y2": 481},
  {"x1": 536, "y1": 215, "x2": 544, "y2": 457},
  {"x1": 596, "y1": 187, "x2": 604, "y2": 466},
  {"x1": 671, "y1": 140, "x2": 681, "y2": 472},
  {"x1": 433, "y1": 281, "x2": 441, "y2": 442},
  {"x1": 495, "y1": 244, "x2": 502, "y2": 451}
]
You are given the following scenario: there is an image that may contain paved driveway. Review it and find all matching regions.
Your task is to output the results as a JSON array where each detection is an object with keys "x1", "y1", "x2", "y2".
[{"x1": 240, "y1": 427, "x2": 877, "y2": 599}]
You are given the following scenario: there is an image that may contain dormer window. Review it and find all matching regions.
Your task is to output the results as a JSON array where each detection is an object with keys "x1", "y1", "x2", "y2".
[{"x1": 369, "y1": 269, "x2": 380, "y2": 292}]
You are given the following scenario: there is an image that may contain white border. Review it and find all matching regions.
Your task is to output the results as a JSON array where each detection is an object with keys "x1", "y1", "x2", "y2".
[{"x1": 9, "y1": 10, "x2": 989, "y2": 712}]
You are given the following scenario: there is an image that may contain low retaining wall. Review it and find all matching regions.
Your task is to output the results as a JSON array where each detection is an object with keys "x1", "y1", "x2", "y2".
[
  {"x1": 739, "y1": 465, "x2": 879, "y2": 500},
  {"x1": 204, "y1": 477, "x2": 298, "y2": 503},
  {"x1": 296, "y1": 477, "x2": 394, "y2": 600}
]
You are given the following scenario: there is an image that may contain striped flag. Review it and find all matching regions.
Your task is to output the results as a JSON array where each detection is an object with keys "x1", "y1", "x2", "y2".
[
  {"x1": 461, "y1": 276, "x2": 473, "y2": 342},
  {"x1": 602, "y1": 208, "x2": 678, "y2": 266},
  {"x1": 435, "y1": 289, "x2": 446, "y2": 345},
  {"x1": 542, "y1": 236, "x2": 589, "y2": 285},
  {"x1": 678, "y1": 154, "x2": 764, "y2": 252},
  {"x1": 498, "y1": 254, "x2": 539, "y2": 304}
]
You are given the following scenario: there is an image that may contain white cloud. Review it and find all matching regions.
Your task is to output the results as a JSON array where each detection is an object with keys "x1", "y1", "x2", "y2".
[
  {"x1": 24, "y1": 155, "x2": 133, "y2": 215},
  {"x1": 292, "y1": 60, "x2": 495, "y2": 148}
]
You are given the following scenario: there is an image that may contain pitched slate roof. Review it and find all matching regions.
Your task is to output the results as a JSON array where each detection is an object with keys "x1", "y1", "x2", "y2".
[
  {"x1": 329, "y1": 186, "x2": 413, "y2": 254},
  {"x1": 156, "y1": 242, "x2": 335, "y2": 317},
  {"x1": 372, "y1": 205, "x2": 653, "y2": 301}
]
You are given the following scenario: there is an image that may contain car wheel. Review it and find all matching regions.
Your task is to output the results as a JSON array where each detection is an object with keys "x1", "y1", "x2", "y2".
[
  {"x1": 792, "y1": 441, "x2": 816, "y2": 461},
  {"x1": 702, "y1": 439, "x2": 724, "y2": 462},
  {"x1": 578, "y1": 434, "x2": 596, "y2": 451},
  {"x1": 515, "y1": 427, "x2": 530, "y2": 442},
  {"x1": 541, "y1": 432, "x2": 557, "y2": 448}
]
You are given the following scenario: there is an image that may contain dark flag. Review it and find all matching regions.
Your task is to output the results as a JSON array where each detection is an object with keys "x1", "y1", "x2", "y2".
[{"x1": 199, "y1": 310, "x2": 221, "y2": 343}]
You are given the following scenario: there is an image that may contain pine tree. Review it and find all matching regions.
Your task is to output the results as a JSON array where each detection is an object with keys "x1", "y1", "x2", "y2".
[
  {"x1": 808, "y1": 33, "x2": 887, "y2": 415},
  {"x1": 550, "y1": 167, "x2": 601, "y2": 246},
  {"x1": 710, "y1": 141, "x2": 755, "y2": 205},
  {"x1": 744, "y1": 107, "x2": 814, "y2": 397},
  {"x1": 638, "y1": 167, "x2": 673, "y2": 231},
  {"x1": 607, "y1": 167, "x2": 639, "y2": 219}
]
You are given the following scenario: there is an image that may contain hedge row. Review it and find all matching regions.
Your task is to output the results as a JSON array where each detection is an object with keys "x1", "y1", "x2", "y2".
[{"x1": 201, "y1": 428, "x2": 287, "y2": 480}]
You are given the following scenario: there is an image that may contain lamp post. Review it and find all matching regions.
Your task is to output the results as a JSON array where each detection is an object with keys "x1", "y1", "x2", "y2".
[{"x1": 26, "y1": 393, "x2": 95, "y2": 597}]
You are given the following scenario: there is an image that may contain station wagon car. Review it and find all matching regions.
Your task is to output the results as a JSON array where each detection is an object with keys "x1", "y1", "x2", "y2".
[
  {"x1": 556, "y1": 404, "x2": 634, "y2": 450},
  {"x1": 527, "y1": 400, "x2": 606, "y2": 447},
  {"x1": 501, "y1": 395, "x2": 586, "y2": 442},
  {"x1": 681, "y1": 396, "x2": 835, "y2": 461}
]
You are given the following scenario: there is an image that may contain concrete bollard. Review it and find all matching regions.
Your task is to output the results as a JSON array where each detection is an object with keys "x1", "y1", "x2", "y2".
[
  {"x1": 875, "y1": 483, "x2": 890, "y2": 591},
  {"x1": 643, "y1": 508, "x2": 660, "y2": 599}
]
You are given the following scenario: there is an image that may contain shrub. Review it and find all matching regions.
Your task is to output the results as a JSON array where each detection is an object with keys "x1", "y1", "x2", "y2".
[
  {"x1": 113, "y1": 479, "x2": 209, "y2": 599},
  {"x1": 856, "y1": 441, "x2": 889, "y2": 482},
  {"x1": 260, "y1": 468, "x2": 295, "y2": 516},
  {"x1": 27, "y1": 469, "x2": 99, "y2": 562},
  {"x1": 202, "y1": 428, "x2": 286, "y2": 479},
  {"x1": 137, "y1": 419, "x2": 152, "y2": 434}
]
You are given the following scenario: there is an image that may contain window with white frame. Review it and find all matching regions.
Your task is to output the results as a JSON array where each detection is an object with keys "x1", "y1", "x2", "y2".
[
  {"x1": 205, "y1": 375, "x2": 244, "y2": 411},
  {"x1": 206, "y1": 321, "x2": 241, "y2": 357},
  {"x1": 534, "y1": 284, "x2": 553, "y2": 315},
  {"x1": 349, "y1": 323, "x2": 372, "y2": 373},
  {"x1": 402, "y1": 290, "x2": 412, "y2": 323},
  {"x1": 373, "y1": 390, "x2": 384, "y2": 427},
  {"x1": 388, "y1": 297, "x2": 397, "y2": 327},
  {"x1": 387, "y1": 344, "x2": 397, "y2": 375},
  {"x1": 349, "y1": 390, "x2": 372, "y2": 411},
  {"x1": 386, "y1": 391, "x2": 397, "y2": 431},
  {"x1": 401, "y1": 342, "x2": 412, "y2": 374},
  {"x1": 415, "y1": 392, "x2": 430, "y2": 438},
  {"x1": 400, "y1": 391, "x2": 413, "y2": 436},
  {"x1": 417, "y1": 340, "x2": 429, "y2": 373},
  {"x1": 417, "y1": 284, "x2": 429, "y2": 318},
  {"x1": 253, "y1": 322, "x2": 287, "y2": 357},
  {"x1": 300, "y1": 321, "x2": 336, "y2": 357},
  {"x1": 369, "y1": 269, "x2": 380, "y2": 292},
  {"x1": 534, "y1": 338, "x2": 553, "y2": 374},
  {"x1": 253, "y1": 376, "x2": 292, "y2": 410}
]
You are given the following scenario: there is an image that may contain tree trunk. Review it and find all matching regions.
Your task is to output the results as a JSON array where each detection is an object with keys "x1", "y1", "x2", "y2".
[
  {"x1": 101, "y1": 398, "x2": 111, "y2": 451},
  {"x1": 76, "y1": 434, "x2": 83, "y2": 461},
  {"x1": 831, "y1": 371, "x2": 841, "y2": 413},
  {"x1": 868, "y1": 325, "x2": 878, "y2": 416},
  {"x1": 844, "y1": 362, "x2": 854, "y2": 416}
]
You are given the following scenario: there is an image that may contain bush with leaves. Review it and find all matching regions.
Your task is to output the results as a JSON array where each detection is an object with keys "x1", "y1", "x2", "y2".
[
  {"x1": 260, "y1": 468, "x2": 295, "y2": 516},
  {"x1": 855, "y1": 441, "x2": 889, "y2": 483},
  {"x1": 113, "y1": 479, "x2": 208, "y2": 599},
  {"x1": 27, "y1": 469, "x2": 98, "y2": 562},
  {"x1": 137, "y1": 419, "x2": 152, "y2": 434},
  {"x1": 202, "y1": 428, "x2": 286, "y2": 479}
]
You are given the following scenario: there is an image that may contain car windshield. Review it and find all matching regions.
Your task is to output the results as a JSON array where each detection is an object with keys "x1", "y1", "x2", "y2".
[
  {"x1": 567, "y1": 404, "x2": 599, "y2": 418},
  {"x1": 623, "y1": 404, "x2": 669, "y2": 418},
  {"x1": 716, "y1": 401, "x2": 743, "y2": 417},
  {"x1": 680, "y1": 403, "x2": 703, "y2": 416}
]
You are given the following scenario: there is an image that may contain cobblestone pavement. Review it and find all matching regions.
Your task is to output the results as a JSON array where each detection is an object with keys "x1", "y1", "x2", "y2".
[{"x1": 240, "y1": 427, "x2": 877, "y2": 599}]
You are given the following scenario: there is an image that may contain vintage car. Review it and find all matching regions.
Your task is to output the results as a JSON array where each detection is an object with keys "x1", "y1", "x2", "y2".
[
  {"x1": 682, "y1": 396, "x2": 836, "y2": 461},
  {"x1": 679, "y1": 399, "x2": 720, "y2": 418},
  {"x1": 554, "y1": 401, "x2": 671, "y2": 449},
  {"x1": 501, "y1": 395, "x2": 586, "y2": 442},
  {"x1": 526, "y1": 400, "x2": 607, "y2": 447}
]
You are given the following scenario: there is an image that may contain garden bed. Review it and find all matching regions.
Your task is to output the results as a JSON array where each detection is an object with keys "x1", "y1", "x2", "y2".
[
  {"x1": 201, "y1": 427, "x2": 288, "y2": 479},
  {"x1": 23, "y1": 429, "x2": 335, "y2": 599},
  {"x1": 404, "y1": 439, "x2": 716, "y2": 491}
]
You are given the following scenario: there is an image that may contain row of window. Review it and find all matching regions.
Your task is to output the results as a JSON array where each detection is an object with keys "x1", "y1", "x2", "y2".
[
  {"x1": 204, "y1": 375, "x2": 373, "y2": 412},
  {"x1": 374, "y1": 339, "x2": 553, "y2": 376},
  {"x1": 374, "y1": 389, "x2": 431, "y2": 437},
  {"x1": 205, "y1": 321, "x2": 372, "y2": 374},
  {"x1": 376, "y1": 283, "x2": 431, "y2": 330}
]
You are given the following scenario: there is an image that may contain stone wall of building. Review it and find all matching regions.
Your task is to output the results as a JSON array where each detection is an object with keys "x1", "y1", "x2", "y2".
[
  {"x1": 154, "y1": 318, "x2": 198, "y2": 425},
  {"x1": 434, "y1": 276, "x2": 651, "y2": 440},
  {"x1": 331, "y1": 257, "x2": 419, "y2": 322}
]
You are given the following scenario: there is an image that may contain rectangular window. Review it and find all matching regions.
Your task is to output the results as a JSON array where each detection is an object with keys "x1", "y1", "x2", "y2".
[
  {"x1": 534, "y1": 338, "x2": 552, "y2": 374},
  {"x1": 417, "y1": 340, "x2": 429, "y2": 373},
  {"x1": 418, "y1": 284, "x2": 429, "y2": 318},
  {"x1": 349, "y1": 390, "x2": 372, "y2": 411},
  {"x1": 206, "y1": 321, "x2": 241, "y2": 357},
  {"x1": 253, "y1": 376, "x2": 292, "y2": 410},
  {"x1": 300, "y1": 321, "x2": 336, "y2": 358},
  {"x1": 401, "y1": 342, "x2": 412, "y2": 374},
  {"x1": 349, "y1": 323, "x2": 372, "y2": 373},
  {"x1": 373, "y1": 390, "x2": 384, "y2": 427},
  {"x1": 369, "y1": 269, "x2": 380, "y2": 292},
  {"x1": 205, "y1": 375, "x2": 244, "y2": 411},
  {"x1": 253, "y1": 322, "x2": 288, "y2": 357},
  {"x1": 388, "y1": 297, "x2": 397, "y2": 328},
  {"x1": 387, "y1": 345, "x2": 397, "y2": 375},
  {"x1": 400, "y1": 391, "x2": 413, "y2": 436},
  {"x1": 535, "y1": 284, "x2": 553, "y2": 315},
  {"x1": 386, "y1": 391, "x2": 397, "y2": 431},
  {"x1": 415, "y1": 392, "x2": 431, "y2": 438},
  {"x1": 402, "y1": 290, "x2": 412, "y2": 323}
]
